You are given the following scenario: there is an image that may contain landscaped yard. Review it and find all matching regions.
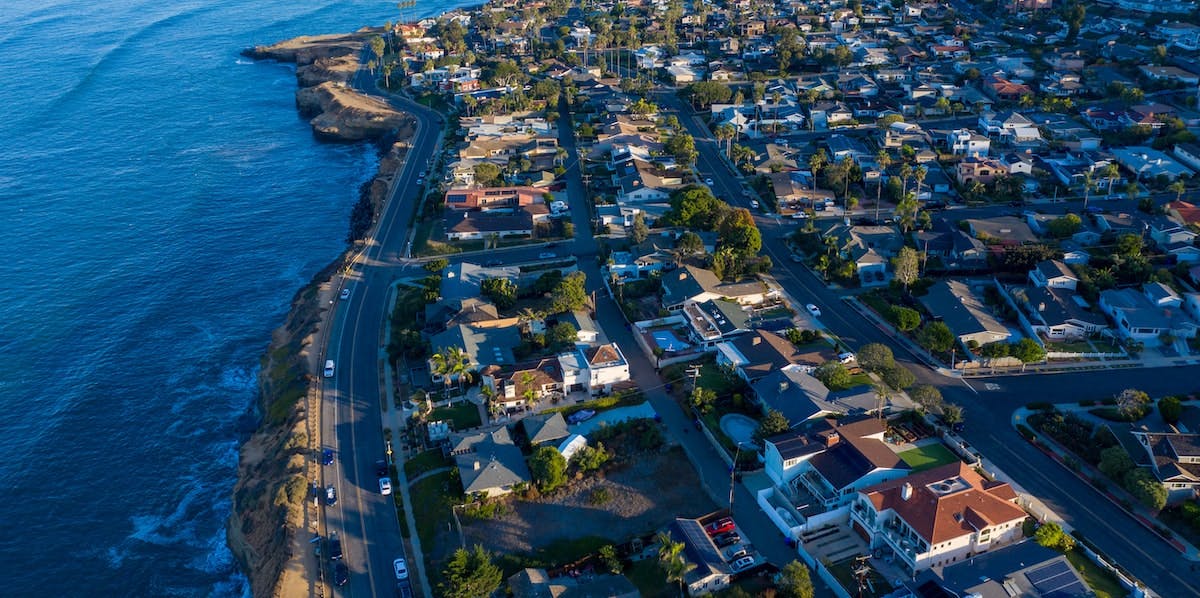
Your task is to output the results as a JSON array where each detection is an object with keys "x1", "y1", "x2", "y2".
[
  {"x1": 661, "y1": 355, "x2": 741, "y2": 398},
  {"x1": 897, "y1": 443, "x2": 960, "y2": 472},
  {"x1": 626, "y1": 559, "x2": 671, "y2": 598},
  {"x1": 403, "y1": 449, "x2": 451, "y2": 479},
  {"x1": 1050, "y1": 339, "x2": 1095, "y2": 354},
  {"x1": 429, "y1": 400, "x2": 482, "y2": 430},
  {"x1": 827, "y1": 558, "x2": 893, "y2": 598},
  {"x1": 1065, "y1": 547, "x2": 1128, "y2": 598}
]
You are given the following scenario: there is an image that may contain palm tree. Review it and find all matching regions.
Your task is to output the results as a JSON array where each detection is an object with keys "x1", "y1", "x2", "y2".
[
  {"x1": 899, "y1": 163, "x2": 912, "y2": 198},
  {"x1": 808, "y1": 149, "x2": 828, "y2": 189},
  {"x1": 1170, "y1": 179, "x2": 1187, "y2": 203},
  {"x1": 1081, "y1": 170, "x2": 1095, "y2": 210},
  {"x1": 1102, "y1": 163, "x2": 1120, "y2": 195},
  {"x1": 431, "y1": 346, "x2": 470, "y2": 396},
  {"x1": 913, "y1": 165, "x2": 927, "y2": 201},
  {"x1": 714, "y1": 123, "x2": 735, "y2": 158},
  {"x1": 873, "y1": 383, "x2": 890, "y2": 421},
  {"x1": 382, "y1": 62, "x2": 394, "y2": 88},
  {"x1": 875, "y1": 150, "x2": 892, "y2": 221},
  {"x1": 656, "y1": 531, "x2": 695, "y2": 596}
]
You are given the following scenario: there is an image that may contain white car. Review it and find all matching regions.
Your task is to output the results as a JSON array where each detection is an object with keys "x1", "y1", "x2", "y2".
[
  {"x1": 324, "y1": 360, "x2": 335, "y2": 378},
  {"x1": 749, "y1": 200, "x2": 759, "y2": 209},
  {"x1": 805, "y1": 304, "x2": 821, "y2": 317},
  {"x1": 704, "y1": 177, "x2": 714, "y2": 186},
  {"x1": 339, "y1": 288, "x2": 351, "y2": 300},
  {"x1": 538, "y1": 251, "x2": 557, "y2": 259},
  {"x1": 568, "y1": 409, "x2": 597, "y2": 424},
  {"x1": 394, "y1": 558, "x2": 409, "y2": 580},
  {"x1": 731, "y1": 555, "x2": 756, "y2": 572},
  {"x1": 379, "y1": 477, "x2": 393, "y2": 496},
  {"x1": 838, "y1": 351, "x2": 856, "y2": 364}
]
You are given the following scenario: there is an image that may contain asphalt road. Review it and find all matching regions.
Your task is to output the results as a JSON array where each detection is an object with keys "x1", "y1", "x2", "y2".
[
  {"x1": 654, "y1": 89, "x2": 1200, "y2": 596},
  {"x1": 316, "y1": 57, "x2": 443, "y2": 598}
]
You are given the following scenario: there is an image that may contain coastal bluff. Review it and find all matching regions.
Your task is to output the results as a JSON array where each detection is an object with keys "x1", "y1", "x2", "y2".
[{"x1": 244, "y1": 31, "x2": 408, "y2": 142}]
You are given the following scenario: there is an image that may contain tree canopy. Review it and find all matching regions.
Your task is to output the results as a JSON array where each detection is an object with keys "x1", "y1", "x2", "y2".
[
  {"x1": 778, "y1": 560, "x2": 815, "y2": 598},
  {"x1": 530, "y1": 446, "x2": 567, "y2": 492},
  {"x1": 549, "y1": 271, "x2": 588, "y2": 314},
  {"x1": 440, "y1": 545, "x2": 503, "y2": 598},
  {"x1": 755, "y1": 409, "x2": 790, "y2": 441},
  {"x1": 917, "y1": 321, "x2": 955, "y2": 353},
  {"x1": 856, "y1": 343, "x2": 895, "y2": 373}
]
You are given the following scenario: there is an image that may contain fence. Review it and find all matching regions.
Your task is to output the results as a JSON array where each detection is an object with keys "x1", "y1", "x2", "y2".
[{"x1": 792, "y1": 536, "x2": 853, "y2": 598}]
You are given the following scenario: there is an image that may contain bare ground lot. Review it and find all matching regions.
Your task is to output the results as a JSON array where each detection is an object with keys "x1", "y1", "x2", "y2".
[{"x1": 461, "y1": 446, "x2": 717, "y2": 560}]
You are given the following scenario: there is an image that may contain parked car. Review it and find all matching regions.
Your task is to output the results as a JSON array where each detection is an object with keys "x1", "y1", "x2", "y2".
[
  {"x1": 379, "y1": 477, "x2": 393, "y2": 495},
  {"x1": 838, "y1": 351, "x2": 856, "y2": 364},
  {"x1": 329, "y1": 533, "x2": 343, "y2": 560},
  {"x1": 325, "y1": 485, "x2": 337, "y2": 506},
  {"x1": 332, "y1": 562, "x2": 349, "y2": 586},
  {"x1": 727, "y1": 548, "x2": 750, "y2": 562},
  {"x1": 538, "y1": 252, "x2": 557, "y2": 259},
  {"x1": 324, "y1": 360, "x2": 335, "y2": 378},
  {"x1": 704, "y1": 517, "x2": 735, "y2": 536},
  {"x1": 394, "y1": 558, "x2": 409, "y2": 580},
  {"x1": 714, "y1": 532, "x2": 741, "y2": 548},
  {"x1": 339, "y1": 288, "x2": 351, "y2": 300},
  {"x1": 749, "y1": 199, "x2": 759, "y2": 209},
  {"x1": 567, "y1": 409, "x2": 596, "y2": 424},
  {"x1": 376, "y1": 459, "x2": 389, "y2": 477},
  {"x1": 731, "y1": 556, "x2": 756, "y2": 572},
  {"x1": 805, "y1": 304, "x2": 821, "y2": 317},
  {"x1": 705, "y1": 177, "x2": 714, "y2": 186},
  {"x1": 322, "y1": 448, "x2": 335, "y2": 466}
]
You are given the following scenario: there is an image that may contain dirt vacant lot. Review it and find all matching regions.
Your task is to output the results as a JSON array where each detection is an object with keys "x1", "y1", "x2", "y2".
[{"x1": 463, "y1": 446, "x2": 718, "y2": 558}]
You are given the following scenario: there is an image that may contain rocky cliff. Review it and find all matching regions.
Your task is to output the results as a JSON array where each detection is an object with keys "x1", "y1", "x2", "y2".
[{"x1": 245, "y1": 31, "x2": 408, "y2": 142}]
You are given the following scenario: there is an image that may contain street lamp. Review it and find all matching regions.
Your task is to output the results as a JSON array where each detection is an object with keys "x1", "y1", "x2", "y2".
[{"x1": 729, "y1": 442, "x2": 746, "y2": 510}]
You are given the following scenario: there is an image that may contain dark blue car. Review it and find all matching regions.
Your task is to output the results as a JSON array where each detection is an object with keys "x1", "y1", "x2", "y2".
[{"x1": 321, "y1": 448, "x2": 334, "y2": 466}]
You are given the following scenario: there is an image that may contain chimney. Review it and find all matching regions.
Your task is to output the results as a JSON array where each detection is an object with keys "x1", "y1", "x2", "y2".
[
  {"x1": 752, "y1": 336, "x2": 762, "y2": 345},
  {"x1": 679, "y1": 272, "x2": 687, "y2": 281},
  {"x1": 901, "y1": 483, "x2": 913, "y2": 501},
  {"x1": 1038, "y1": 302, "x2": 1045, "y2": 312},
  {"x1": 473, "y1": 461, "x2": 481, "y2": 471},
  {"x1": 823, "y1": 431, "x2": 840, "y2": 448},
  {"x1": 778, "y1": 381, "x2": 789, "y2": 393}
]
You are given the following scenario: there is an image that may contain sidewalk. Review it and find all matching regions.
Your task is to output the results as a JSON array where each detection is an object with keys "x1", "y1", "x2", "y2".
[{"x1": 1011, "y1": 406, "x2": 1200, "y2": 562}]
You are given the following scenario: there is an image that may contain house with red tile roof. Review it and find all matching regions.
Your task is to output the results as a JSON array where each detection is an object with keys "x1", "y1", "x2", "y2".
[{"x1": 850, "y1": 462, "x2": 1026, "y2": 575}]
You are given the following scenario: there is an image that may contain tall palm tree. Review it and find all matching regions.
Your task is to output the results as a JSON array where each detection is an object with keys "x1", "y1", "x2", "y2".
[
  {"x1": 1102, "y1": 163, "x2": 1120, "y2": 195},
  {"x1": 913, "y1": 165, "x2": 927, "y2": 201},
  {"x1": 899, "y1": 163, "x2": 912, "y2": 198},
  {"x1": 808, "y1": 149, "x2": 827, "y2": 190},
  {"x1": 875, "y1": 150, "x2": 893, "y2": 221},
  {"x1": 1081, "y1": 170, "x2": 1095, "y2": 209},
  {"x1": 656, "y1": 531, "x2": 695, "y2": 596}
]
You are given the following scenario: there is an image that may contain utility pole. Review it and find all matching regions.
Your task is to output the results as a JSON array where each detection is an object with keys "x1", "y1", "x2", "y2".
[{"x1": 685, "y1": 365, "x2": 702, "y2": 392}]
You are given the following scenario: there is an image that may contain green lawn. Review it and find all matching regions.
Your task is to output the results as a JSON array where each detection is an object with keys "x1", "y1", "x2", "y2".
[
  {"x1": 409, "y1": 470, "x2": 459, "y2": 548},
  {"x1": 1049, "y1": 340, "x2": 1094, "y2": 354},
  {"x1": 429, "y1": 400, "x2": 482, "y2": 430},
  {"x1": 1065, "y1": 548, "x2": 1129, "y2": 598},
  {"x1": 403, "y1": 449, "x2": 451, "y2": 479},
  {"x1": 897, "y1": 443, "x2": 961, "y2": 472},
  {"x1": 626, "y1": 559, "x2": 672, "y2": 598}
]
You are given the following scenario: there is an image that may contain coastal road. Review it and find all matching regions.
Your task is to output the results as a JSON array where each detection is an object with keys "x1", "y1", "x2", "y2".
[
  {"x1": 316, "y1": 54, "x2": 444, "y2": 598},
  {"x1": 656, "y1": 90, "x2": 1200, "y2": 596}
]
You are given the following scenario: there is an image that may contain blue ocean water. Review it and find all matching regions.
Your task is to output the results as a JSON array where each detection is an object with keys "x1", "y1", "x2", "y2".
[{"x1": 0, "y1": 1, "x2": 464, "y2": 594}]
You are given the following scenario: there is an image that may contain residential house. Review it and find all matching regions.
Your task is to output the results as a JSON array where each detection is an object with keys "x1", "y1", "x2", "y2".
[
  {"x1": 763, "y1": 417, "x2": 910, "y2": 510},
  {"x1": 809, "y1": 101, "x2": 854, "y2": 129},
  {"x1": 558, "y1": 343, "x2": 631, "y2": 395},
  {"x1": 919, "y1": 280, "x2": 1012, "y2": 347},
  {"x1": 661, "y1": 265, "x2": 770, "y2": 310},
  {"x1": 982, "y1": 74, "x2": 1033, "y2": 102},
  {"x1": 769, "y1": 171, "x2": 837, "y2": 214},
  {"x1": 429, "y1": 323, "x2": 523, "y2": 374},
  {"x1": 1029, "y1": 260, "x2": 1078, "y2": 290},
  {"x1": 444, "y1": 186, "x2": 544, "y2": 211},
  {"x1": 481, "y1": 358, "x2": 563, "y2": 411},
  {"x1": 978, "y1": 111, "x2": 1042, "y2": 144},
  {"x1": 440, "y1": 262, "x2": 521, "y2": 302},
  {"x1": 965, "y1": 216, "x2": 1039, "y2": 245},
  {"x1": 668, "y1": 518, "x2": 733, "y2": 596},
  {"x1": 750, "y1": 367, "x2": 882, "y2": 426},
  {"x1": 450, "y1": 427, "x2": 531, "y2": 496},
  {"x1": 508, "y1": 568, "x2": 638, "y2": 598},
  {"x1": 1148, "y1": 216, "x2": 1200, "y2": 262},
  {"x1": 1139, "y1": 65, "x2": 1200, "y2": 86},
  {"x1": 956, "y1": 156, "x2": 1006, "y2": 186},
  {"x1": 1081, "y1": 107, "x2": 1126, "y2": 132},
  {"x1": 1122, "y1": 104, "x2": 1176, "y2": 131},
  {"x1": 1156, "y1": 21, "x2": 1200, "y2": 50},
  {"x1": 520, "y1": 413, "x2": 569, "y2": 446},
  {"x1": 615, "y1": 159, "x2": 686, "y2": 202},
  {"x1": 849, "y1": 462, "x2": 1027, "y2": 575},
  {"x1": 945, "y1": 128, "x2": 991, "y2": 156},
  {"x1": 905, "y1": 541, "x2": 1092, "y2": 598},
  {"x1": 1099, "y1": 284, "x2": 1200, "y2": 344},
  {"x1": 1130, "y1": 432, "x2": 1200, "y2": 502},
  {"x1": 1174, "y1": 143, "x2": 1200, "y2": 172},
  {"x1": 1111, "y1": 147, "x2": 1194, "y2": 182},
  {"x1": 445, "y1": 208, "x2": 537, "y2": 241},
  {"x1": 715, "y1": 329, "x2": 837, "y2": 382},
  {"x1": 683, "y1": 299, "x2": 752, "y2": 349}
]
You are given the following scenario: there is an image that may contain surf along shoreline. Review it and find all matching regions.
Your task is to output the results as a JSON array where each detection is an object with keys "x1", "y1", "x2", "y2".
[{"x1": 228, "y1": 30, "x2": 415, "y2": 597}]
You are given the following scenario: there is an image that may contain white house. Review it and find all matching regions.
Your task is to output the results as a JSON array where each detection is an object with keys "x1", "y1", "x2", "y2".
[
  {"x1": 849, "y1": 462, "x2": 1027, "y2": 575},
  {"x1": 1099, "y1": 284, "x2": 1200, "y2": 344},
  {"x1": 1130, "y1": 432, "x2": 1200, "y2": 503},
  {"x1": 1029, "y1": 260, "x2": 1078, "y2": 290},
  {"x1": 557, "y1": 343, "x2": 630, "y2": 395},
  {"x1": 946, "y1": 128, "x2": 991, "y2": 156}
]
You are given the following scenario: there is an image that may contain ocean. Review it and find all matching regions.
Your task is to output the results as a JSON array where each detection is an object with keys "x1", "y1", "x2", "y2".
[{"x1": 0, "y1": 1, "x2": 465, "y2": 594}]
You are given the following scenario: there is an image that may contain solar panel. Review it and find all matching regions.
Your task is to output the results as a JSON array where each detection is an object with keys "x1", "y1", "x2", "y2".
[{"x1": 1026, "y1": 561, "x2": 1087, "y2": 596}]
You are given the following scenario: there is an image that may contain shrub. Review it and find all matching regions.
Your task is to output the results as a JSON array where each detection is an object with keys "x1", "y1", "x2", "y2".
[
  {"x1": 882, "y1": 364, "x2": 915, "y2": 390},
  {"x1": 1034, "y1": 522, "x2": 1075, "y2": 552},
  {"x1": 1159, "y1": 396, "x2": 1183, "y2": 424},
  {"x1": 588, "y1": 487, "x2": 613, "y2": 505},
  {"x1": 857, "y1": 343, "x2": 895, "y2": 373}
]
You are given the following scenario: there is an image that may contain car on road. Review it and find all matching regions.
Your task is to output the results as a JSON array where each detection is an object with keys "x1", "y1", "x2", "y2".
[
  {"x1": 324, "y1": 360, "x2": 335, "y2": 378},
  {"x1": 704, "y1": 177, "x2": 714, "y2": 186},
  {"x1": 791, "y1": 212, "x2": 809, "y2": 219},
  {"x1": 332, "y1": 562, "x2": 348, "y2": 586},
  {"x1": 379, "y1": 477, "x2": 393, "y2": 495},
  {"x1": 329, "y1": 533, "x2": 343, "y2": 560},
  {"x1": 790, "y1": 254, "x2": 803, "y2": 263},
  {"x1": 415, "y1": 177, "x2": 424, "y2": 185},
  {"x1": 749, "y1": 199, "x2": 759, "y2": 209},
  {"x1": 484, "y1": 259, "x2": 503, "y2": 267},
  {"x1": 567, "y1": 409, "x2": 596, "y2": 424},
  {"x1": 805, "y1": 304, "x2": 822, "y2": 317},
  {"x1": 322, "y1": 448, "x2": 335, "y2": 466},
  {"x1": 538, "y1": 252, "x2": 557, "y2": 259},
  {"x1": 731, "y1": 556, "x2": 756, "y2": 572},
  {"x1": 1086, "y1": 206, "x2": 1107, "y2": 214},
  {"x1": 394, "y1": 558, "x2": 409, "y2": 580},
  {"x1": 705, "y1": 517, "x2": 735, "y2": 536},
  {"x1": 325, "y1": 485, "x2": 337, "y2": 506},
  {"x1": 376, "y1": 459, "x2": 389, "y2": 477},
  {"x1": 714, "y1": 532, "x2": 741, "y2": 548},
  {"x1": 339, "y1": 288, "x2": 351, "y2": 300}
]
